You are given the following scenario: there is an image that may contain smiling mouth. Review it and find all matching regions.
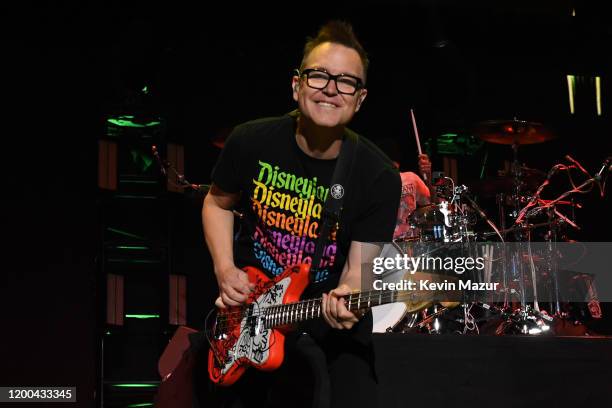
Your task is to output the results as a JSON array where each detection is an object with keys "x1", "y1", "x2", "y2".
[{"x1": 316, "y1": 101, "x2": 338, "y2": 108}]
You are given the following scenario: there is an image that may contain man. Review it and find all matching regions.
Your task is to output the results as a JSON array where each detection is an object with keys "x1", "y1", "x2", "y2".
[
  {"x1": 202, "y1": 21, "x2": 400, "y2": 407},
  {"x1": 393, "y1": 154, "x2": 433, "y2": 240}
]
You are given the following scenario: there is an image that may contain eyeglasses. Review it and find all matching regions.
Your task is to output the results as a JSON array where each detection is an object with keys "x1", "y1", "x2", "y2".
[{"x1": 296, "y1": 68, "x2": 364, "y2": 96}]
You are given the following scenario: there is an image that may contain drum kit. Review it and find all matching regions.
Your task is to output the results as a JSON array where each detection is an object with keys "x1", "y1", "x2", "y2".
[{"x1": 372, "y1": 118, "x2": 609, "y2": 336}]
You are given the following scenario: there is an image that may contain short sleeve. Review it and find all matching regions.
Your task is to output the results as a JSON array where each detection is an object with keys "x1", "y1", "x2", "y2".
[
  {"x1": 351, "y1": 168, "x2": 401, "y2": 242},
  {"x1": 210, "y1": 125, "x2": 245, "y2": 193},
  {"x1": 414, "y1": 173, "x2": 431, "y2": 205}
]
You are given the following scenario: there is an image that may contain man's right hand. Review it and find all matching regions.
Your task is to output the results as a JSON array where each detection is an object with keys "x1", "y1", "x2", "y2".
[{"x1": 215, "y1": 265, "x2": 255, "y2": 308}]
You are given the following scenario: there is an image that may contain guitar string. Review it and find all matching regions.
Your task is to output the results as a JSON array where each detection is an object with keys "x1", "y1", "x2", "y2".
[
  {"x1": 214, "y1": 289, "x2": 450, "y2": 330},
  {"x1": 214, "y1": 289, "x2": 440, "y2": 326}
]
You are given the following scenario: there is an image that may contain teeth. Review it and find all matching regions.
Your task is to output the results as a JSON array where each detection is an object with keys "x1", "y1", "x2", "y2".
[{"x1": 317, "y1": 102, "x2": 337, "y2": 108}]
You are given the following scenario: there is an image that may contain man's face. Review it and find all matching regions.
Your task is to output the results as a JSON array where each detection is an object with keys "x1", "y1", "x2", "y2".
[{"x1": 292, "y1": 42, "x2": 367, "y2": 128}]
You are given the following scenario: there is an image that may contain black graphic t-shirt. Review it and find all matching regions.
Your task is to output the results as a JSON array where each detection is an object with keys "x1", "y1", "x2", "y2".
[{"x1": 211, "y1": 111, "x2": 400, "y2": 295}]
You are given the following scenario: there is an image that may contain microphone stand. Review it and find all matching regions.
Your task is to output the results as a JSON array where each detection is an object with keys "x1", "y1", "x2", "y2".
[{"x1": 151, "y1": 145, "x2": 243, "y2": 219}]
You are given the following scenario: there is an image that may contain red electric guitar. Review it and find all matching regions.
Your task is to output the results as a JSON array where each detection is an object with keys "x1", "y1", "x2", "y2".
[{"x1": 206, "y1": 263, "x2": 449, "y2": 386}]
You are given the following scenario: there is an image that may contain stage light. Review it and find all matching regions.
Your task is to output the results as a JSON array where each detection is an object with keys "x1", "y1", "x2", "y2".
[
  {"x1": 106, "y1": 227, "x2": 146, "y2": 240},
  {"x1": 566, "y1": 75, "x2": 576, "y2": 114},
  {"x1": 595, "y1": 76, "x2": 602, "y2": 116},
  {"x1": 112, "y1": 383, "x2": 158, "y2": 388}
]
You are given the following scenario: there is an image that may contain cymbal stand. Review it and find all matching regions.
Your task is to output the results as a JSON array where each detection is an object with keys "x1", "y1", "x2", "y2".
[
  {"x1": 495, "y1": 194, "x2": 510, "y2": 307},
  {"x1": 519, "y1": 156, "x2": 610, "y2": 321},
  {"x1": 545, "y1": 207, "x2": 561, "y2": 316}
]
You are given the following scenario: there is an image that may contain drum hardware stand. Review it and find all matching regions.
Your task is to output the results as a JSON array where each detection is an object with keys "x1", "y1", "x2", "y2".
[
  {"x1": 545, "y1": 207, "x2": 562, "y2": 316},
  {"x1": 511, "y1": 157, "x2": 610, "y2": 329},
  {"x1": 400, "y1": 305, "x2": 451, "y2": 334}
]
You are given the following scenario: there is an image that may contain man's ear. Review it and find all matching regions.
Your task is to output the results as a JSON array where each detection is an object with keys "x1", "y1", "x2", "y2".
[
  {"x1": 292, "y1": 76, "x2": 300, "y2": 102},
  {"x1": 355, "y1": 88, "x2": 368, "y2": 112}
]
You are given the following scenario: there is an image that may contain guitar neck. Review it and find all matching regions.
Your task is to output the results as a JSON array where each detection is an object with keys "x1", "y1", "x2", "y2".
[{"x1": 262, "y1": 289, "x2": 399, "y2": 329}]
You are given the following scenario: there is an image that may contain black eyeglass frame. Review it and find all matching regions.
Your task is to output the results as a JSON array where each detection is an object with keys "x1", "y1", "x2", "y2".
[{"x1": 295, "y1": 68, "x2": 365, "y2": 96}]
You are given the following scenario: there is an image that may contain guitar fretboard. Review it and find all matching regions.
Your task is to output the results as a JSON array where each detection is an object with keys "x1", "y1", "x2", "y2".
[{"x1": 262, "y1": 289, "x2": 399, "y2": 329}]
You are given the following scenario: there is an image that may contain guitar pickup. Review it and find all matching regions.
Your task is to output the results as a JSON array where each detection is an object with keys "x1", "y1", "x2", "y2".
[
  {"x1": 246, "y1": 304, "x2": 257, "y2": 337},
  {"x1": 245, "y1": 304, "x2": 267, "y2": 337}
]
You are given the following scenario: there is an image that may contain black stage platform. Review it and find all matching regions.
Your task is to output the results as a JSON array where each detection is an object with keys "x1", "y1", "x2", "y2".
[{"x1": 373, "y1": 334, "x2": 612, "y2": 407}]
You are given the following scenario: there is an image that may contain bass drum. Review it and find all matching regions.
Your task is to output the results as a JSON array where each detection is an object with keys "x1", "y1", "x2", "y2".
[
  {"x1": 371, "y1": 241, "x2": 461, "y2": 333},
  {"x1": 371, "y1": 241, "x2": 433, "y2": 333}
]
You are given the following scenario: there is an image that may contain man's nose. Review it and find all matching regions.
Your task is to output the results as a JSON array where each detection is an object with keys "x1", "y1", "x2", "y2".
[{"x1": 322, "y1": 79, "x2": 338, "y2": 95}]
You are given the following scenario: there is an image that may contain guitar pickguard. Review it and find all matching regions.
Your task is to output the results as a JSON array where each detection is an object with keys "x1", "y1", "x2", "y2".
[{"x1": 218, "y1": 277, "x2": 291, "y2": 375}]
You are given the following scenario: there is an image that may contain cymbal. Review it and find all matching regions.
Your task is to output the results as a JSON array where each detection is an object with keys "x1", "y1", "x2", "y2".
[
  {"x1": 474, "y1": 119, "x2": 555, "y2": 145},
  {"x1": 497, "y1": 166, "x2": 547, "y2": 179},
  {"x1": 466, "y1": 174, "x2": 544, "y2": 197}
]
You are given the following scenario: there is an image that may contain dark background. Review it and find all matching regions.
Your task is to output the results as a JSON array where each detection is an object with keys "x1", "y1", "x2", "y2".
[{"x1": 1, "y1": 1, "x2": 610, "y2": 407}]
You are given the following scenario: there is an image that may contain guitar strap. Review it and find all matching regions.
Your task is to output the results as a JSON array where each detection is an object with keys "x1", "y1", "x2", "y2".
[{"x1": 309, "y1": 130, "x2": 358, "y2": 282}]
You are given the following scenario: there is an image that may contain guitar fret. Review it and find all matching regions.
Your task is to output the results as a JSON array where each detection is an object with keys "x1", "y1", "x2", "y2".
[
  {"x1": 299, "y1": 302, "x2": 303, "y2": 322},
  {"x1": 300, "y1": 301, "x2": 304, "y2": 322},
  {"x1": 348, "y1": 293, "x2": 353, "y2": 311}
]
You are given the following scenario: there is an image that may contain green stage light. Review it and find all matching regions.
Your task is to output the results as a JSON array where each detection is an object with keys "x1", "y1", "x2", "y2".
[
  {"x1": 107, "y1": 115, "x2": 161, "y2": 128},
  {"x1": 112, "y1": 383, "x2": 158, "y2": 388},
  {"x1": 106, "y1": 228, "x2": 146, "y2": 240}
]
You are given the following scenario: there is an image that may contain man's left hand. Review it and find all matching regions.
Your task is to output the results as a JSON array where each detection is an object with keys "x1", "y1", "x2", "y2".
[{"x1": 322, "y1": 284, "x2": 362, "y2": 330}]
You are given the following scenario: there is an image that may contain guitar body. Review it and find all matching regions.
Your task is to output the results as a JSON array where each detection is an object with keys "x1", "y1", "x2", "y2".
[
  {"x1": 206, "y1": 261, "x2": 443, "y2": 386},
  {"x1": 207, "y1": 263, "x2": 311, "y2": 386}
]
